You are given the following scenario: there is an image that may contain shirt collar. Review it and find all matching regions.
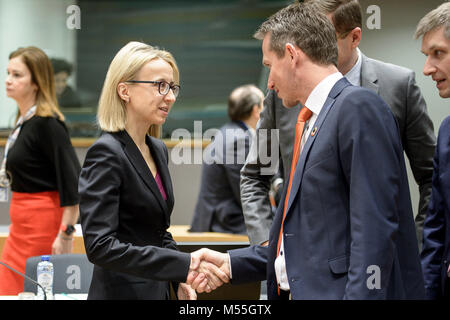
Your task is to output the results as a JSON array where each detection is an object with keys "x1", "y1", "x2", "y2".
[
  {"x1": 304, "y1": 72, "x2": 343, "y2": 116},
  {"x1": 248, "y1": 127, "x2": 256, "y2": 138},
  {"x1": 344, "y1": 47, "x2": 362, "y2": 87}
]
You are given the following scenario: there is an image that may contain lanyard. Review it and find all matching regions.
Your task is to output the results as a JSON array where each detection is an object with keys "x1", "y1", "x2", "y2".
[{"x1": 0, "y1": 106, "x2": 37, "y2": 188}]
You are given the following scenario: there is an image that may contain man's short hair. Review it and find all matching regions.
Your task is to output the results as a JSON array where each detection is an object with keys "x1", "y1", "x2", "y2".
[
  {"x1": 228, "y1": 84, "x2": 262, "y2": 121},
  {"x1": 305, "y1": 0, "x2": 362, "y2": 38},
  {"x1": 415, "y1": 2, "x2": 450, "y2": 40},
  {"x1": 254, "y1": 2, "x2": 338, "y2": 67}
]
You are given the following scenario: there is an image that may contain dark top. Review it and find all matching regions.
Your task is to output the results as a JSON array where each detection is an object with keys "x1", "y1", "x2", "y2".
[
  {"x1": 6, "y1": 116, "x2": 81, "y2": 206},
  {"x1": 155, "y1": 171, "x2": 167, "y2": 201}
]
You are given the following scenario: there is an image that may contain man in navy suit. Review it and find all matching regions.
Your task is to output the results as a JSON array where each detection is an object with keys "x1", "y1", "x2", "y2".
[
  {"x1": 241, "y1": 0, "x2": 436, "y2": 252},
  {"x1": 190, "y1": 84, "x2": 264, "y2": 234},
  {"x1": 189, "y1": 3, "x2": 424, "y2": 299},
  {"x1": 416, "y1": 2, "x2": 450, "y2": 300}
]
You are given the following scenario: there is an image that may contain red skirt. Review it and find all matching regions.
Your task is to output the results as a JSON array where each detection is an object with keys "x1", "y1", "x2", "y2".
[{"x1": 0, "y1": 191, "x2": 63, "y2": 295}]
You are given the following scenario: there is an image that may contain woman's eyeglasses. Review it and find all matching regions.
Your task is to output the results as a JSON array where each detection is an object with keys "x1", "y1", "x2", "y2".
[{"x1": 126, "y1": 80, "x2": 180, "y2": 98}]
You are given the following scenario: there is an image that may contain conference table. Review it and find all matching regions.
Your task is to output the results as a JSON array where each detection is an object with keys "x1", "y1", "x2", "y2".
[{"x1": 0, "y1": 224, "x2": 249, "y2": 255}]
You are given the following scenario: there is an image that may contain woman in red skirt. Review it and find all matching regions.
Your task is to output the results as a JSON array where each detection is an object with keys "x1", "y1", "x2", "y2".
[{"x1": 0, "y1": 47, "x2": 80, "y2": 295}]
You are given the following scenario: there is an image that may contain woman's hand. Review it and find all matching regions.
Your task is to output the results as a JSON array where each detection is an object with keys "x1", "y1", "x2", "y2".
[
  {"x1": 52, "y1": 233, "x2": 73, "y2": 255},
  {"x1": 177, "y1": 283, "x2": 197, "y2": 300},
  {"x1": 53, "y1": 204, "x2": 79, "y2": 254}
]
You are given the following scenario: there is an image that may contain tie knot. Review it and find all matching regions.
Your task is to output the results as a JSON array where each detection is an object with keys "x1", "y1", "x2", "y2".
[{"x1": 298, "y1": 107, "x2": 313, "y2": 122}]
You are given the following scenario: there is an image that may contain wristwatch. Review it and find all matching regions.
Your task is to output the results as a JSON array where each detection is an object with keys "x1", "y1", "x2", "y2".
[{"x1": 60, "y1": 224, "x2": 76, "y2": 236}]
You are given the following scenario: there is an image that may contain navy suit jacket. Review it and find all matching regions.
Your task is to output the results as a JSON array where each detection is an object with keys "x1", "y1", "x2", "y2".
[
  {"x1": 190, "y1": 121, "x2": 251, "y2": 234},
  {"x1": 79, "y1": 131, "x2": 190, "y2": 299},
  {"x1": 229, "y1": 78, "x2": 425, "y2": 299},
  {"x1": 421, "y1": 115, "x2": 450, "y2": 299}
]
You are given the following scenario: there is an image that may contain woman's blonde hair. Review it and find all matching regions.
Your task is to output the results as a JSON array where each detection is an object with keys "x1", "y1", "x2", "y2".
[
  {"x1": 97, "y1": 41, "x2": 179, "y2": 138},
  {"x1": 9, "y1": 47, "x2": 64, "y2": 122}
]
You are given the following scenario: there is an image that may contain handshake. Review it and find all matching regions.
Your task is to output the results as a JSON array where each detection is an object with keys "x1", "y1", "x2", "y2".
[{"x1": 177, "y1": 248, "x2": 231, "y2": 300}]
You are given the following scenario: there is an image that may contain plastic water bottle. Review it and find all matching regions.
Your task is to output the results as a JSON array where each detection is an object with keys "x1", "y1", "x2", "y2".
[{"x1": 36, "y1": 255, "x2": 54, "y2": 300}]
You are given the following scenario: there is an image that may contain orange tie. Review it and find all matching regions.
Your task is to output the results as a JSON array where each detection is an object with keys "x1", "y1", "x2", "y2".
[{"x1": 276, "y1": 106, "x2": 313, "y2": 293}]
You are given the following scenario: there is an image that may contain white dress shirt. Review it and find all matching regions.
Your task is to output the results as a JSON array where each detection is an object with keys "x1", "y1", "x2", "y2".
[{"x1": 274, "y1": 72, "x2": 344, "y2": 291}]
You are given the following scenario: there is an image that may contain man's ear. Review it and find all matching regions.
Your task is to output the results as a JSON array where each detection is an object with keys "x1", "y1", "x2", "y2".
[
  {"x1": 285, "y1": 42, "x2": 303, "y2": 68},
  {"x1": 117, "y1": 82, "x2": 130, "y2": 104},
  {"x1": 350, "y1": 27, "x2": 362, "y2": 49},
  {"x1": 252, "y1": 104, "x2": 260, "y2": 117},
  {"x1": 285, "y1": 43, "x2": 298, "y2": 62}
]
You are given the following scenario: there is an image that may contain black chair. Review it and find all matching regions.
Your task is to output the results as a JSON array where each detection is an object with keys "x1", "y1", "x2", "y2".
[{"x1": 24, "y1": 254, "x2": 93, "y2": 294}]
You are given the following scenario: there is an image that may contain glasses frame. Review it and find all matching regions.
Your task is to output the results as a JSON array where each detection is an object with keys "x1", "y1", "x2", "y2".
[{"x1": 126, "y1": 80, "x2": 180, "y2": 97}]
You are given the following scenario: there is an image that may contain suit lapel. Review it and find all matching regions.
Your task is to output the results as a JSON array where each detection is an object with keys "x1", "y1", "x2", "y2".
[
  {"x1": 284, "y1": 78, "x2": 351, "y2": 219},
  {"x1": 360, "y1": 53, "x2": 379, "y2": 94},
  {"x1": 117, "y1": 131, "x2": 170, "y2": 215}
]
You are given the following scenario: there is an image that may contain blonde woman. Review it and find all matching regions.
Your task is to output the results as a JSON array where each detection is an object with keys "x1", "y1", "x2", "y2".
[
  {"x1": 0, "y1": 47, "x2": 80, "y2": 295},
  {"x1": 79, "y1": 41, "x2": 227, "y2": 300}
]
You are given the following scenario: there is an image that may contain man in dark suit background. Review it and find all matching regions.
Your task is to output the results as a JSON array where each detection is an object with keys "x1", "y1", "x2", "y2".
[
  {"x1": 190, "y1": 84, "x2": 264, "y2": 234},
  {"x1": 240, "y1": 0, "x2": 436, "y2": 250},
  {"x1": 192, "y1": 2, "x2": 425, "y2": 300},
  {"x1": 416, "y1": 2, "x2": 450, "y2": 300}
]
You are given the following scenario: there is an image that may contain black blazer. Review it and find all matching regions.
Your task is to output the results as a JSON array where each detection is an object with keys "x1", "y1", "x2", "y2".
[{"x1": 79, "y1": 131, "x2": 190, "y2": 299}]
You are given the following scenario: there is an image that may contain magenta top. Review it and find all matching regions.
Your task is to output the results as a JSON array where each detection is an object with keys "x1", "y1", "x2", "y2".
[{"x1": 155, "y1": 171, "x2": 167, "y2": 201}]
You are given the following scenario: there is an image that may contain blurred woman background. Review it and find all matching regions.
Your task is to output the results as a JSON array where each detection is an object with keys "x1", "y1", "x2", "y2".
[{"x1": 0, "y1": 46, "x2": 80, "y2": 295}]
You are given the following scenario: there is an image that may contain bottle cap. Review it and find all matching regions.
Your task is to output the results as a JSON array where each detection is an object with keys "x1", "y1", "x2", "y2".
[{"x1": 41, "y1": 255, "x2": 50, "y2": 261}]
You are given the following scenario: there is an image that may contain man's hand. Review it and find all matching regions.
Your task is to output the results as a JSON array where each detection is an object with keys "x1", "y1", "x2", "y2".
[{"x1": 187, "y1": 248, "x2": 231, "y2": 293}]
